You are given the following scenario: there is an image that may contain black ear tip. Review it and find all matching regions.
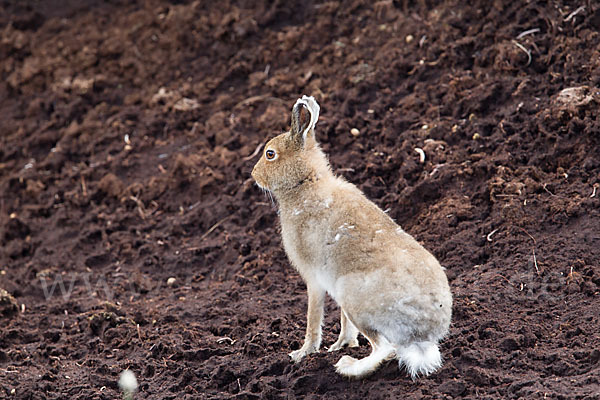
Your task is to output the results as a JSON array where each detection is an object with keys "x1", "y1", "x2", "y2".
[{"x1": 292, "y1": 102, "x2": 307, "y2": 114}]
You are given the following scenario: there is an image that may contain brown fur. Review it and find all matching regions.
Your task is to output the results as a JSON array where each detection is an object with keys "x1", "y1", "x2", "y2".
[{"x1": 252, "y1": 96, "x2": 452, "y2": 378}]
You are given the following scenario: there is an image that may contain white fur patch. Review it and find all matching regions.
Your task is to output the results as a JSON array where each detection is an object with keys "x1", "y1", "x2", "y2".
[
  {"x1": 397, "y1": 342, "x2": 442, "y2": 379},
  {"x1": 335, "y1": 341, "x2": 396, "y2": 378},
  {"x1": 315, "y1": 269, "x2": 336, "y2": 298}
]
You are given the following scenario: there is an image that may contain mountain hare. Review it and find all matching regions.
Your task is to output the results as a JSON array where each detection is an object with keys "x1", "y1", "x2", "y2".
[{"x1": 251, "y1": 96, "x2": 452, "y2": 379}]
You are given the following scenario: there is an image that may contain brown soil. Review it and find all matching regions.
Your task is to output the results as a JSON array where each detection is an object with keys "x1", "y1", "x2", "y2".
[{"x1": 1, "y1": 1, "x2": 600, "y2": 399}]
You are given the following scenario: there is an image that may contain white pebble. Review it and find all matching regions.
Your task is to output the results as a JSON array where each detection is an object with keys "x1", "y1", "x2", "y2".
[
  {"x1": 350, "y1": 128, "x2": 360, "y2": 136},
  {"x1": 118, "y1": 370, "x2": 138, "y2": 393},
  {"x1": 167, "y1": 277, "x2": 176, "y2": 286}
]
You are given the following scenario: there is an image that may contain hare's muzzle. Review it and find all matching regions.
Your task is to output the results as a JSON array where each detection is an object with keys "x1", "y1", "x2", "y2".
[{"x1": 251, "y1": 164, "x2": 263, "y2": 188}]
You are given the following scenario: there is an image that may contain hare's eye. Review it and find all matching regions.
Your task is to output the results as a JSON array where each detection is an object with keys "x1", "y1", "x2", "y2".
[{"x1": 265, "y1": 149, "x2": 277, "y2": 160}]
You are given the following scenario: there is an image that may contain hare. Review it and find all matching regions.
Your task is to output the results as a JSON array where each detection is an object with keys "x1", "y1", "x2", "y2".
[{"x1": 251, "y1": 95, "x2": 452, "y2": 379}]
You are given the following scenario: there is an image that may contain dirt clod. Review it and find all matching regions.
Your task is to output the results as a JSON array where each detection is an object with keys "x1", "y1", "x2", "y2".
[
  {"x1": 98, "y1": 173, "x2": 125, "y2": 199},
  {"x1": 0, "y1": 289, "x2": 19, "y2": 318}
]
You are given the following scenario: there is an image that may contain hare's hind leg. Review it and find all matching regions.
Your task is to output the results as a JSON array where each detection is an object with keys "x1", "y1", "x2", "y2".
[
  {"x1": 328, "y1": 308, "x2": 359, "y2": 352},
  {"x1": 334, "y1": 330, "x2": 395, "y2": 378}
]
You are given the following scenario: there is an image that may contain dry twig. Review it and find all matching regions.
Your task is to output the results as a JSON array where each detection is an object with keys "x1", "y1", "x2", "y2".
[
  {"x1": 81, "y1": 176, "x2": 88, "y2": 197},
  {"x1": 564, "y1": 6, "x2": 585, "y2": 21},
  {"x1": 516, "y1": 28, "x2": 540, "y2": 39},
  {"x1": 414, "y1": 148, "x2": 426, "y2": 163},
  {"x1": 542, "y1": 183, "x2": 556, "y2": 196},
  {"x1": 532, "y1": 248, "x2": 539, "y2": 275},
  {"x1": 486, "y1": 228, "x2": 499, "y2": 242},
  {"x1": 243, "y1": 142, "x2": 264, "y2": 161},
  {"x1": 129, "y1": 196, "x2": 146, "y2": 219},
  {"x1": 517, "y1": 227, "x2": 540, "y2": 275},
  {"x1": 512, "y1": 40, "x2": 532, "y2": 66},
  {"x1": 186, "y1": 216, "x2": 232, "y2": 246},
  {"x1": 216, "y1": 336, "x2": 236, "y2": 345}
]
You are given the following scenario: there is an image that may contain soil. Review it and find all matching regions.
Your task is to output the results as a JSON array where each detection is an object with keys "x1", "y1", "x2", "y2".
[{"x1": 1, "y1": 0, "x2": 599, "y2": 399}]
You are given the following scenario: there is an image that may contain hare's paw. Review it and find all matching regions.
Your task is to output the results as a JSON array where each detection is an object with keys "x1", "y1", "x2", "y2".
[
  {"x1": 289, "y1": 345, "x2": 319, "y2": 363},
  {"x1": 328, "y1": 337, "x2": 359, "y2": 352},
  {"x1": 335, "y1": 355, "x2": 358, "y2": 376}
]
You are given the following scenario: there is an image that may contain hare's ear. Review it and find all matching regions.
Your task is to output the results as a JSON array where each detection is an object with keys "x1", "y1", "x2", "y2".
[{"x1": 290, "y1": 95, "x2": 320, "y2": 147}]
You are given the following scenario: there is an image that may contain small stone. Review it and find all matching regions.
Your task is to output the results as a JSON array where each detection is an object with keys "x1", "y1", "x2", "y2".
[
  {"x1": 472, "y1": 132, "x2": 481, "y2": 140},
  {"x1": 405, "y1": 34, "x2": 414, "y2": 43},
  {"x1": 167, "y1": 277, "x2": 176, "y2": 286},
  {"x1": 451, "y1": 124, "x2": 458, "y2": 133},
  {"x1": 421, "y1": 124, "x2": 429, "y2": 130},
  {"x1": 350, "y1": 128, "x2": 360, "y2": 136}
]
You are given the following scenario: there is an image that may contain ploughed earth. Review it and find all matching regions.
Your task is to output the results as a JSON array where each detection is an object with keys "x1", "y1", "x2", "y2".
[{"x1": 1, "y1": 0, "x2": 599, "y2": 398}]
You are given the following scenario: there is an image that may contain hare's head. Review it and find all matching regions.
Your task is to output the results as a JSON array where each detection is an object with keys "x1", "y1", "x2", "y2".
[{"x1": 252, "y1": 96, "x2": 330, "y2": 194}]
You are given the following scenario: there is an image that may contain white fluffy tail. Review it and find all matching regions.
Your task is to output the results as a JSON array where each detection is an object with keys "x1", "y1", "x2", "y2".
[{"x1": 397, "y1": 342, "x2": 442, "y2": 379}]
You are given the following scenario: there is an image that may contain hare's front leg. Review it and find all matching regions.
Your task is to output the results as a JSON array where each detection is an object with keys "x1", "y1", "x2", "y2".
[
  {"x1": 289, "y1": 285, "x2": 325, "y2": 363},
  {"x1": 328, "y1": 308, "x2": 359, "y2": 352}
]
